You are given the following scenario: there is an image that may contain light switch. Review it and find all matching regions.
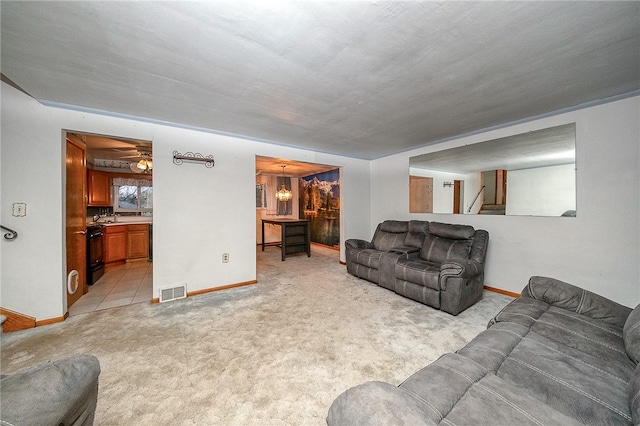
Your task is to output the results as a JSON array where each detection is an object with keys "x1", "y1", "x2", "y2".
[{"x1": 12, "y1": 203, "x2": 27, "y2": 217}]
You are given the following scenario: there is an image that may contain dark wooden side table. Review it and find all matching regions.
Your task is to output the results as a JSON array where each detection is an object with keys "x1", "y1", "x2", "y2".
[{"x1": 261, "y1": 219, "x2": 311, "y2": 261}]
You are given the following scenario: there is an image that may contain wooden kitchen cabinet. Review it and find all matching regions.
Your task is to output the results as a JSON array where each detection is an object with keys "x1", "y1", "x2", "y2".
[
  {"x1": 126, "y1": 224, "x2": 149, "y2": 259},
  {"x1": 87, "y1": 169, "x2": 112, "y2": 206},
  {"x1": 104, "y1": 225, "x2": 126, "y2": 265}
]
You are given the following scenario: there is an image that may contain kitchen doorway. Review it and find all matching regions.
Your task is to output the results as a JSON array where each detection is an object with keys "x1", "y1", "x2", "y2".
[{"x1": 64, "y1": 130, "x2": 154, "y2": 316}]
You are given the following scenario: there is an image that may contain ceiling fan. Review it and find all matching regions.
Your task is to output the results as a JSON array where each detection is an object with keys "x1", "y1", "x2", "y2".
[{"x1": 116, "y1": 145, "x2": 153, "y2": 173}]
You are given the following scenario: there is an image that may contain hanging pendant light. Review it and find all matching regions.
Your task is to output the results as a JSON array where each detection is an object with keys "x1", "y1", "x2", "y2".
[{"x1": 275, "y1": 165, "x2": 292, "y2": 202}]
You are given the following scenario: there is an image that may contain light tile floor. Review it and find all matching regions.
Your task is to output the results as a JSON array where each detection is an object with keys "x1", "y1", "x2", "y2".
[{"x1": 69, "y1": 260, "x2": 153, "y2": 316}]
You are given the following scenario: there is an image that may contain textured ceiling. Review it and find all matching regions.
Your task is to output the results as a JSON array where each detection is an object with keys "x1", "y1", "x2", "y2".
[
  {"x1": 255, "y1": 156, "x2": 337, "y2": 178},
  {"x1": 2, "y1": 1, "x2": 639, "y2": 160}
]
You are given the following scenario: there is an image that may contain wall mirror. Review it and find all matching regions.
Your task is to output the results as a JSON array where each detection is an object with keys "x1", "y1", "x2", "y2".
[{"x1": 409, "y1": 123, "x2": 576, "y2": 217}]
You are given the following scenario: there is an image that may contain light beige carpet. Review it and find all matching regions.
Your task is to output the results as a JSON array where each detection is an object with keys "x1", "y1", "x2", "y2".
[{"x1": 1, "y1": 245, "x2": 514, "y2": 425}]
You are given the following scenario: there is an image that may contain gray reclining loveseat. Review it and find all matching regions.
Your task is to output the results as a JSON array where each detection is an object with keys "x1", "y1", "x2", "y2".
[
  {"x1": 345, "y1": 220, "x2": 488, "y2": 315},
  {"x1": 327, "y1": 276, "x2": 640, "y2": 425}
]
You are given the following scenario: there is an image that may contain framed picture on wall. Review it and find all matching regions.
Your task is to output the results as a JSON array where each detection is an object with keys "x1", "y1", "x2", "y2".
[{"x1": 256, "y1": 183, "x2": 266, "y2": 208}]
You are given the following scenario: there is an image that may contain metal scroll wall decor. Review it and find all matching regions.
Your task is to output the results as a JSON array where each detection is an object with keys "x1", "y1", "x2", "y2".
[
  {"x1": 172, "y1": 151, "x2": 215, "y2": 168},
  {"x1": 1, "y1": 224, "x2": 18, "y2": 241}
]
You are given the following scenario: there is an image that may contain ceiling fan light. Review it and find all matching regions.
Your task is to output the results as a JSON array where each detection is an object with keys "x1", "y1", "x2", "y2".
[{"x1": 137, "y1": 159, "x2": 153, "y2": 170}]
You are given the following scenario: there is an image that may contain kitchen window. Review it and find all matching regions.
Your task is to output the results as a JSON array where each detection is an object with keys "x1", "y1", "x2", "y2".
[{"x1": 112, "y1": 178, "x2": 153, "y2": 213}]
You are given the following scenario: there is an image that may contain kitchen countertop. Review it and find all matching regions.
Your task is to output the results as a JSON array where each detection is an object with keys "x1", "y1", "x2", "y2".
[{"x1": 87, "y1": 219, "x2": 152, "y2": 227}]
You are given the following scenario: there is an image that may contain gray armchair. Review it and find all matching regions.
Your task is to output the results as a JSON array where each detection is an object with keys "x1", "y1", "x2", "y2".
[{"x1": 1, "y1": 354, "x2": 101, "y2": 426}]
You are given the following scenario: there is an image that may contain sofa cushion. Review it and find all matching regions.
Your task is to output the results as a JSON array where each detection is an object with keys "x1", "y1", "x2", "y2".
[
  {"x1": 459, "y1": 321, "x2": 635, "y2": 425},
  {"x1": 623, "y1": 304, "x2": 640, "y2": 364},
  {"x1": 420, "y1": 234, "x2": 472, "y2": 263},
  {"x1": 521, "y1": 276, "x2": 631, "y2": 328},
  {"x1": 492, "y1": 297, "x2": 634, "y2": 369},
  {"x1": 371, "y1": 220, "x2": 408, "y2": 251},
  {"x1": 379, "y1": 220, "x2": 408, "y2": 233},
  {"x1": 0, "y1": 354, "x2": 100, "y2": 426},
  {"x1": 328, "y1": 353, "x2": 583, "y2": 426},
  {"x1": 353, "y1": 249, "x2": 383, "y2": 270},
  {"x1": 404, "y1": 220, "x2": 429, "y2": 248},
  {"x1": 399, "y1": 353, "x2": 583, "y2": 426},
  {"x1": 428, "y1": 222, "x2": 475, "y2": 240},
  {"x1": 631, "y1": 364, "x2": 640, "y2": 425},
  {"x1": 394, "y1": 258, "x2": 440, "y2": 290}
]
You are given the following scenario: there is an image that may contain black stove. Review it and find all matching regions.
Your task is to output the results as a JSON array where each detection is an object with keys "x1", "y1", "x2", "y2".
[{"x1": 87, "y1": 224, "x2": 105, "y2": 285}]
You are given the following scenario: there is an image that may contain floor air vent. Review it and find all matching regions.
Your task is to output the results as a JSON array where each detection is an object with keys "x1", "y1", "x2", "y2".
[{"x1": 159, "y1": 284, "x2": 187, "y2": 303}]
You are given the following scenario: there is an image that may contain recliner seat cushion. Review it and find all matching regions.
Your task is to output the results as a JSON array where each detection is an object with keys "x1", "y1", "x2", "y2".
[
  {"x1": 459, "y1": 321, "x2": 635, "y2": 425},
  {"x1": 328, "y1": 353, "x2": 583, "y2": 426},
  {"x1": 493, "y1": 297, "x2": 633, "y2": 367},
  {"x1": 353, "y1": 249, "x2": 383, "y2": 270},
  {"x1": 395, "y1": 258, "x2": 440, "y2": 290}
]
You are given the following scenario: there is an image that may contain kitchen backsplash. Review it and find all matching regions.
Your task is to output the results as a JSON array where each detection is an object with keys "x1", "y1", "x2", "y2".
[{"x1": 87, "y1": 206, "x2": 152, "y2": 219}]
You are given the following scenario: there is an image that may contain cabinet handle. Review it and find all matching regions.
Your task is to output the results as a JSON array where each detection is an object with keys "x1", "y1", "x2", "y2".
[{"x1": 74, "y1": 230, "x2": 87, "y2": 235}]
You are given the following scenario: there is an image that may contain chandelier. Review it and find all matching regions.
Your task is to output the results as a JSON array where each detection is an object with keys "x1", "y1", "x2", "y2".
[{"x1": 275, "y1": 165, "x2": 292, "y2": 202}]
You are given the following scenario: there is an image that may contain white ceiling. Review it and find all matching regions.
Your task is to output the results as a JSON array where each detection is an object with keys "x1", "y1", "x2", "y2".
[{"x1": 2, "y1": 2, "x2": 639, "y2": 160}]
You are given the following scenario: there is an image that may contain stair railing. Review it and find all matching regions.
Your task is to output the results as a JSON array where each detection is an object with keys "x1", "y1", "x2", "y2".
[
  {"x1": 1, "y1": 225, "x2": 18, "y2": 241},
  {"x1": 468, "y1": 186, "x2": 485, "y2": 213}
]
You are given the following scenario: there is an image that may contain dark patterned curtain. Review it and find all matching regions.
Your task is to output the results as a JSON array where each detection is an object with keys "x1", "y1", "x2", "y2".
[{"x1": 277, "y1": 176, "x2": 292, "y2": 215}]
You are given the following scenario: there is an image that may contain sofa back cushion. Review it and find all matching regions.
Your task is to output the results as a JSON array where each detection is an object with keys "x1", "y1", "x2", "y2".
[
  {"x1": 623, "y1": 304, "x2": 640, "y2": 364},
  {"x1": 420, "y1": 222, "x2": 474, "y2": 263},
  {"x1": 404, "y1": 220, "x2": 429, "y2": 248},
  {"x1": 372, "y1": 220, "x2": 408, "y2": 251}
]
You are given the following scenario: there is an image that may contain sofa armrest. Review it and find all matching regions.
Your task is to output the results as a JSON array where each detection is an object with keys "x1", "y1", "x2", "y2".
[
  {"x1": 345, "y1": 239, "x2": 373, "y2": 250},
  {"x1": 439, "y1": 258, "x2": 483, "y2": 288},
  {"x1": 0, "y1": 354, "x2": 101, "y2": 426},
  {"x1": 327, "y1": 381, "x2": 437, "y2": 426},
  {"x1": 522, "y1": 276, "x2": 632, "y2": 328}
]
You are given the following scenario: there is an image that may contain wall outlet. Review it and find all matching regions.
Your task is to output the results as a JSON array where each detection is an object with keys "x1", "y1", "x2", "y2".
[
  {"x1": 12, "y1": 203, "x2": 27, "y2": 217},
  {"x1": 222, "y1": 253, "x2": 229, "y2": 263}
]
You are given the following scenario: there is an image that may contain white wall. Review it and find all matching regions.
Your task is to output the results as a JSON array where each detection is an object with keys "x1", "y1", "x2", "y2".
[
  {"x1": 506, "y1": 163, "x2": 576, "y2": 216},
  {"x1": 371, "y1": 96, "x2": 640, "y2": 306},
  {"x1": 1, "y1": 82, "x2": 371, "y2": 321}
]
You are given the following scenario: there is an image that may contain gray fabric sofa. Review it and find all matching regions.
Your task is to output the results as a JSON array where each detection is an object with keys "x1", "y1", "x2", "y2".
[
  {"x1": 345, "y1": 220, "x2": 488, "y2": 315},
  {"x1": 327, "y1": 276, "x2": 640, "y2": 425},
  {"x1": 0, "y1": 354, "x2": 101, "y2": 426}
]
